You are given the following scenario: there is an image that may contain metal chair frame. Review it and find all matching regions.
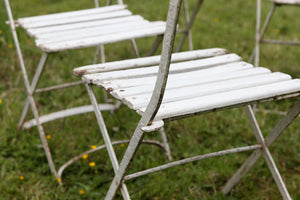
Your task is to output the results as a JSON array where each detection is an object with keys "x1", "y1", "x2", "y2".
[
  {"x1": 75, "y1": 0, "x2": 300, "y2": 199},
  {"x1": 176, "y1": 0, "x2": 204, "y2": 52},
  {"x1": 4, "y1": 0, "x2": 168, "y2": 180},
  {"x1": 252, "y1": 0, "x2": 300, "y2": 66}
]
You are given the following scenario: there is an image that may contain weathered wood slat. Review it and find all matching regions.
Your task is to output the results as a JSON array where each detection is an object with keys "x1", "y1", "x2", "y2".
[
  {"x1": 20, "y1": 10, "x2": 132, "y2": 29},
  {"x1": 123, "y1": 72, "x2": 291, "y2": 109},
  {"x1": 18, "y1": 5, "x2": 127, "y2": 24},
  {"x1": 36, "y1": 21, "x2": 165, "y2": 44},
  {"x1": 92, "y1": 62, "x2": 253, "y2": 89},
  {"x1": 83, "y1": 54, "x2": 241, "y2": 81},
  {"x1": 271, "y1": 0, "x2": 300, "y2": 5},
  {"x1": 111, "y1": 67, "x2": 271, "y2": 98},
  {"x1": 137, "y1": 80, "x2": 300, "y2": 120},
  {"x1": 38, "y1": 24, "x2": 166, "y2": 52},
  {"x1": 27, "y1": 15, "x2": 144, "y2": 36},
  {"x1": 35, "y1": 19, "x2": 152, "y2": 40},
  {"x1": 74, "y1": 48, "x2": 228, "y2": 75}
]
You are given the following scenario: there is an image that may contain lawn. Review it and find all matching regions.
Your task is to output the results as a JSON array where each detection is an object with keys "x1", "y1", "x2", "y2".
[{"x1": 0, "y1": 0, "x2": 300, "y2": 199}]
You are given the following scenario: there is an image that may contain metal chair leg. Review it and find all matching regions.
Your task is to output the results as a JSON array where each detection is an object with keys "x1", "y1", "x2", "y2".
[
  {"x1": 183, "y1": 0, "x2": 193, "y2": 51},
  {"x1": 175, "y1": 0, "x2": 204, "y2": 52},
  {"x1": 5, "y1": 0, "x2": 57, "y2": 177},
  {"x1": 18, "y1": 53, "x2": 48, "y2": 129},
  {"x1": 105, "y1": 126, "x2": 146, "y2": 200},
  {"x1": 254, "y1": 2, "x2": 277, "y2": 67},
  {"x1": 130, "y1": 39, "x2": 140, "y2": 58},
  {"x1": 244, "y1": 105, "x2": 291, "y2": 200},
  {"x1": 159, "y1": 127, "x2": 172, "y2": 161},
  {"x1": 86, "y1": 83, "x2": 131, "y2": 200},
  {"x1": 222, "y1": 100, "x2": 300, "y2": 198}
]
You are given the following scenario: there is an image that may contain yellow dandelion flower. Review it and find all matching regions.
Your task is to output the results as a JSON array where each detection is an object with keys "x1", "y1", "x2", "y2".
[
  {"x1": 8, "y1": 44, "x2": 13, "y2": 49},
  {"x1": 214, "y1": 18, "x2": 219, "y2": 23},
  {"x1": 20, "y1": 176, "x2": 24, "y2": 180},
  {"x1": 91, "y1": 145, "x2": 97, "y2": 149},
  {"x1": 89, "y1": 161, "x2": 96, "y2": 167},
  {"x1": 79, "y1": 189, "x2": 85, "y2": 195},
  {"x1": 0, "y1": 30, "x2": 2, "y2": 35},
  {"x1": 120, "y1": 143, "x2": 125, "y2": 148},
  {"x1": 0, "y1": 99, "x2": 2, "y2": 104},
  {"x1": 275, "y1": 29, "x2": 280, "y2": 35},
  {"x1": 56, "y1": 178, "x2": 61, "y2": 183},
  {"x1": 82, "y1": 154, "x2": 88, "y2": 159},
  {"x1": 46, "y1": 135, "x2": 51, "y2": 139}
]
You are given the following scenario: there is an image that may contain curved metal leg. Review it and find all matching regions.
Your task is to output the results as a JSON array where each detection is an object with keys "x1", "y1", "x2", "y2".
[{"x1": 57, "y1": 139, "x2": 168, "y2": 182}]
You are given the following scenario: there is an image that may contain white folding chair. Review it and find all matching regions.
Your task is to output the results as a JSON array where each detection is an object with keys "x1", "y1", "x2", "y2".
[
  {"x1": 252, "y1": 0, "x2": 300, "y2": 66},
  {"x1": 75, "y1": 0, "x2": 300, "y2": 198},
  {"x1": 4, "y1": 0, "x2": 167, "y2": 179}
]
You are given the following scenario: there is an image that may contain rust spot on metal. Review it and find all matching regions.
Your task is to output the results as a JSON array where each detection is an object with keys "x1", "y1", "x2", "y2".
[
  {"x1": 107, "y1": 87, "x2": 113, "y2": 92},
  {"x1": 240, "y1": 166, "x2": 248, "y2": 176},
  {"x1": 119, "y1": 89, "x2": 125, "y2": 92}
]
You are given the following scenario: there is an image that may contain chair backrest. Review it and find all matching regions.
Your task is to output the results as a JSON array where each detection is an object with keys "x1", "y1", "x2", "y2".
[{"x1": 141, "y1": 0, "x2": 182, "y2": 125}]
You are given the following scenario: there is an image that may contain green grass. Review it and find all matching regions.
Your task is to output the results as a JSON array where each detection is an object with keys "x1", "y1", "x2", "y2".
[{"x1": 1, "y1": 0, "x2": 300, "y2": 199}]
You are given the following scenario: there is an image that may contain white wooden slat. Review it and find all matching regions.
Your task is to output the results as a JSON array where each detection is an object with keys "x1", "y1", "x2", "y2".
[
  {"x1": 38, "y1": 24, "x2": 166, "y2": 52},
  {"x1": 75, "y1": 48, "x2": 228, "y2": 75},
  {"x1": 84, "y1": 54, "x2": 241, "y2": 81},
  {"x1": 271, "y1": 0, "x2": 300, "y2": 5},
  {"x1": 111, "y1": 67, "x2": 271, "y2": 99},
  {"x1": 36, "y1": 21, "x2": 165, "y2": 44},
  {"x1": 27, "y1": 15, "x2": 144, "y2": 37},
  {"x1": 35, "y1": 19, "x2": 152, "y2": 40},
  {"x1": 21, "y1": 10, "x2": 132, "y2": 29},
  {"x1": 123, "y1": 72, "x2": 291, "y2": 109},
  {"x1": 18, "y1": 5, "x2": 127, "y2": 24},
  {"x1": 92, "y1": 62, "x2": 254, "y2": 90},
  {"x1": 137, "y1": 80, "x2": 300, "y2": 120}
]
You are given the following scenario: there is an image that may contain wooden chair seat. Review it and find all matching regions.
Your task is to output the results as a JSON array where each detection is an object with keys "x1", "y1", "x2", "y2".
[
  {"x1": 76, "y1": 48, "x2": 300, "y2": 122},
  {"x1": 17, "y1": 5, "x2": 166, "y2": 52}
]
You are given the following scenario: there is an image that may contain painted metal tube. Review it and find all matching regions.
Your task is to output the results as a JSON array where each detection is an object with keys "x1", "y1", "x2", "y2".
[
  {"x1": 125, "y1": 144, "x2": 262, "y2": 181},
  {"x1": 105, "y1": 0, "x2": 183, "y2": 199},
  {"x1": 18, "y1": 53, "x2": 48, "y2": 128},
  {"x1": 175, "y1": 0, "x2": 204, "y2": 52},
  {"x1": 86, "y1": 83, "x2": 131, "y2": 200},
  {"x1": 4, "y1": 0, "x2": 57, "y2": 177}
]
